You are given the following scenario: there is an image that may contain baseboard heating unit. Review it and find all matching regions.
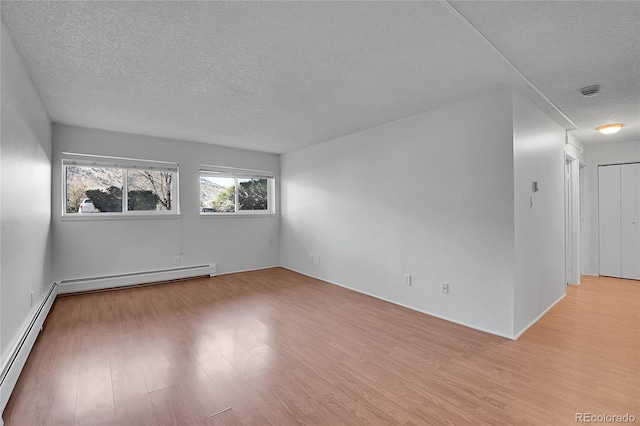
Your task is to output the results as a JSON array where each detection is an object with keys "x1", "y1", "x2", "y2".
[
  {"x1": 0, "y1": 282, "x2": 58, "y2": 418},
  {"x1": 58, "y1": 264, "x2": 217, "y2": 294}
]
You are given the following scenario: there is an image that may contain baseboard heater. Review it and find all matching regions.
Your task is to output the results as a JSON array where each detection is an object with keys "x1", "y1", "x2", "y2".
[
  {"x1": 58, "y1": 264, "x2": 217, "y2": 295},
  {"x1": 0, "y1": 282, "x2": 58, "y2": 417}
]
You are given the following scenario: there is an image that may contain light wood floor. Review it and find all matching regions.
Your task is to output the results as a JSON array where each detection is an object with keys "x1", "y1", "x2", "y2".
[{"x1": 3, "y1": 269, "x2": 638, "y2": 425}]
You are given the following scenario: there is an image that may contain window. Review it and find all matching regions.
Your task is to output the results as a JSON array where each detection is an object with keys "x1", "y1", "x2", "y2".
[
  {"x1": 63, "y1": 153, "x2": 178, "y2": 216},
  {"x1": 200, "y1": 165, "x2": 274, "y2": 214}
]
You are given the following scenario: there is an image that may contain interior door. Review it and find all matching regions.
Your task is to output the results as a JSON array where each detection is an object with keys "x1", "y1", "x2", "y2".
[
  {"x1": 621, "y1": 163, "x2": 640, "y2": 279},
  {"x1": 599, "y1": 165, "x2": 621, "y2": 277}
]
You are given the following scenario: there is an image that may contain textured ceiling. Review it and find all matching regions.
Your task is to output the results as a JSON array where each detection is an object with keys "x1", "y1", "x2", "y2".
[
  {"x1": 1, "y1": 1, "x2": 638, "y2": 153},
  {"x1": 451, "y1": 0, "x2": 640, "y2": 147}
]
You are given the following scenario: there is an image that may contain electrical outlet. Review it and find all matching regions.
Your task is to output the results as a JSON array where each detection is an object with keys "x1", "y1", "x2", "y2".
[
  {"x1": 174, "y1": 256, "x2": 180, "y2": 265},
  {"x1": 441, "y1": 282, "x2": 449, "y2": 294},
  {"x1": 403, "y1": 274, "x2": 412, "y2": 286},
  {"x1": 30, "y1": 291, "x2": 34, "y2": 307}
]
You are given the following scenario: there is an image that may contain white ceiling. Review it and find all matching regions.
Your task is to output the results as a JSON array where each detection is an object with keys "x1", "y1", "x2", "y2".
[
  {"x1": 450, "y1": 0, "x2": 640, "y2": 148},
  {"x1": 1, "y1": 1, "x2": 638, "y2": 153}
]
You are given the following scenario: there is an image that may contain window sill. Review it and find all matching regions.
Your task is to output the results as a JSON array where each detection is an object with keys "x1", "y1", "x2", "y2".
[
  {"x1": 199, "y1": 213, "x2": 277, "y2": 219},
  {"x1": 61, "y1": 213, "x2": 181, "y2": 221}
]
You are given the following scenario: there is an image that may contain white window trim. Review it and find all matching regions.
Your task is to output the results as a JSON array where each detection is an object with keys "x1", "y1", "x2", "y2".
[
  {"x1": 62, "y1": 153, "x2": 180, "y2": 217},
  {"x1": 61, "y1": 213, "x2": 181, "y2": 222},
  {"x1": 199, "y1": 165, "x2": 275, "y2": 215}
]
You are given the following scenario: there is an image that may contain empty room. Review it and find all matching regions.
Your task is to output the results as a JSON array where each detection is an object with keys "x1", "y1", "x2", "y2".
[{"x1": 1, "y1": 1, "x2": 638, "y2": 425}]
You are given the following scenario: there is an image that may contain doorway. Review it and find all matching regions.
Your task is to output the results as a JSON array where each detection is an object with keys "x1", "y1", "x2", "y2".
[{"x1": 565, "y1": 155, "x2": 581, "y2": 285}]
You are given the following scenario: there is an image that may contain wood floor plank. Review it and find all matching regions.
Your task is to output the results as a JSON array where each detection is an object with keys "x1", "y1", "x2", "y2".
[
  {"x1": 148, "y1": 385, "x2": 199, "y2": 425},
  {"x1": 111, "y1": 359, "x2": 159, "y2": 425},
  {"x1": 3, "y1": 269, "x2": 638, "y2": 425}
]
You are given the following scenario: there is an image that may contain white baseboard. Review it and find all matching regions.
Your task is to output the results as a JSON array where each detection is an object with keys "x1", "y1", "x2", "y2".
[
  {"x1": 513, "y1": 292, "x2": 566, "y2": 340},
  {"x1": 58, "y1": 264, "x2": 217, "y2": 294},
  {"x1": 1, "y1": 282, "x2": 58, "y2": 417},
  {"x1": 215, "y1": 265, "x2": 280, "y2": 277},
  {"x1": 281, "y1": 266, "x2": 515, "y2": 340}
]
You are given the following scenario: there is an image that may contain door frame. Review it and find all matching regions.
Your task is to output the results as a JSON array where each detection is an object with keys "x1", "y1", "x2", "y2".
[{"x1": 565, "y1": 154, "x2": 581, "y2": 285}]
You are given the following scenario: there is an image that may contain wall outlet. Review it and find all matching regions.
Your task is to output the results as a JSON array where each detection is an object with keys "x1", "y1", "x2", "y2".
[
  {"x1": 174, "y1": 256, "x2": 180, "y2": 265},
  {"x1": 403, "y1": 274, "x2": 412, "y2": 286},
  {"x1": 441, "y1": 282, "x2": 449, "y2": 294},
  {"x1": 30, "y1": 291, "x2": 34, "y2": 307}
]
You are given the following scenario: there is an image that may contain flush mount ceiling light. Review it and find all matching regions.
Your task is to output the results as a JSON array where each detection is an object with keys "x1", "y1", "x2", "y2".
[{"x1": 596, "y1": 123, "x2": 624, "y2": 134}]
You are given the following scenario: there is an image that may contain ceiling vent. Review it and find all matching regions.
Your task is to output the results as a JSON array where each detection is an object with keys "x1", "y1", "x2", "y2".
[{"x1": 580, "y1": 85, "x2": 600, "y2": 97}]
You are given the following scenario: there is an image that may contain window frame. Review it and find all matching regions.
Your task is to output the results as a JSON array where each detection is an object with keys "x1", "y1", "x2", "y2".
[
  {"x1": 199, "y1": 165, "x2": 275, "y2": 216},
  {"x1": 62, "y1": 153, "x2": 180, "y2": 218}
]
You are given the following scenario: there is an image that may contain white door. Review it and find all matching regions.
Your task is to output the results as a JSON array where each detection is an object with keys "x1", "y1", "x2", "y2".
[
  {"x1": 621, "y1": 163, "x2": 640, "y2": 279},
  {"x1": 599, "y1": 165, "x2": 622, "y2": 277}
]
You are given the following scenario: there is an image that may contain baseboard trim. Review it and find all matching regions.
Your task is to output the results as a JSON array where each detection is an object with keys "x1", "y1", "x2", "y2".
[
  {"x1": 58, "y1": 264, "x2": 217, "y2": 294},
  {"x1": 215, "y1": 265, "x2": 280, "y2": 277},
  {"x1": 281, "y1": 266, "x2": 515, "y2": 340},
  {"x1": 0, "y1": 282, "x2": 58, "y2": 416},
  {"x1": 513, "y1": 292, "x2": 566, "y2": 340}
]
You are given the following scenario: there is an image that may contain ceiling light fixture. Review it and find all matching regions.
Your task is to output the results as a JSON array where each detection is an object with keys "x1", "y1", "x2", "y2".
[{"x1": 596, "y1": 123, "x2": 623, "y2": 135}]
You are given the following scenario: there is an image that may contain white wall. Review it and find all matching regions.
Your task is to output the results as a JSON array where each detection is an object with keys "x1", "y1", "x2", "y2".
[
  {"x1": 52, "y1": 124, "x2": 280, "y2": 282},
  {"x1": 512, "y1": 91, "x2": 566, "y2": 336},
  {"x1": 0, "y1": 24, "x2": 52, "y2": 364},
  {"x1": 583, "y1": 140, "x2": 640, "y2": 275},
  {"x1": 281, "y1": 89, "x2": 516, "y2": 337}
]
